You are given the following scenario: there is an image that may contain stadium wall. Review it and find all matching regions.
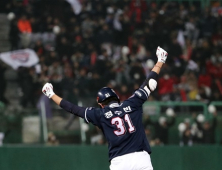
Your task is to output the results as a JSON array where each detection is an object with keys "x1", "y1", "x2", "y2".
[{"x1": 0, "y1": 145, "x2": 221, "y2": 170}]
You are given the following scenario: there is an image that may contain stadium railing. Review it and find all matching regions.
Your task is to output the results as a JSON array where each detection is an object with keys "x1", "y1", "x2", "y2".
[{"x1": 0, "y1": 101, "x2": 221, "y2": 144}]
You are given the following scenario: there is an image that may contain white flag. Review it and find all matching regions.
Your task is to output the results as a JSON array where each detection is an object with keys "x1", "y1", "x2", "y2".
[
  {"x1": 0, "y1": 49, "x2": 39, "y2": 70},
  {"x1": 66, "y1": 0, "x2": 82, "y2": 15}
]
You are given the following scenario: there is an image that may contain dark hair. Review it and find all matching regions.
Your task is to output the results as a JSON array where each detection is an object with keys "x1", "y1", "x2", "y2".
[{"x1": 101, "y1": 96, "x2": 119, "y2": 106}]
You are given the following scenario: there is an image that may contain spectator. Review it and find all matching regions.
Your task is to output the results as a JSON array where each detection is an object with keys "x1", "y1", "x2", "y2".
[
  {"x1": 0, "y1": 62, "x2": 8, "y2": 105},
  {"x1": 144, "y1": 126, "x2": 153, "y2": 143},
  {"x1": 115, "y1": 59, "x2": 130, "y2": 85},
  {"x1": 2, "y1": 0, "x2": 222, "y2": 147},
  {"x1": 195, "y1": 112, "x2": 217, "y2": 144},
  {"x1": 47, "y1": 132, "x2": 59, "y2": 146},
  {"x1": 96, "y1": 24, "x2": 114, "y2": 45},
  {"x1": 72, "y1": 36, "x2": 85, "y2": 53},
  {"x1": 4, "y1": 1, "x2": 222, "y2": 115},
  {"x1": 17, "y1": 15, "x2": 32, "y2": 47},
  {"x1": 9, "y1": 19, "x2": 20, "y2": 50},
  {"x1": 33, "y1": 40, "x2": 45, "y2": 55},
  {"x1": 116, "y1": 84, "x2": 131, "y2": 101},
  {"x1": 129, "y1": 61, "x2": 145, "y2": 85},
  {"x1": 48, "y1": 60, "x2": 63, "y2": 80},
  {"x1": 76, "y1": 68, "x2": 89, "y2": 96},
  {"x1": 17, "y1": 15, "x2": 32, "y2": 33},
  {"x1": 18, "y1": 67, "x2": 35, "y2": 107},
  {"x1": 180, "y1": 118, "x2": 194, "y2": 146},
  {"x1": 158, "y1": 73, "x2": 174, "y2": 99},
  {"x1": 144, "y1": 115, "x2": 175, "y2": 144},
  {"x1": 56, "y1": 37, "x2": 73, "y2": 58}
]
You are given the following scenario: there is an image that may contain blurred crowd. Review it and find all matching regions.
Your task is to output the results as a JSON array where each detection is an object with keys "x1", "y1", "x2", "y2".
[
  {"x1": 143, "y1": 106, "x2": 219, "y2": 146},
  {"x1": 88, "y1": 105, "x2": 220, "y2": 146},
  {"x1": 1, "y1": 0, "x2": 222, "y2": 108},
  {"x1": 0, "y1": 0, "x2": 222, "y2": 145}
]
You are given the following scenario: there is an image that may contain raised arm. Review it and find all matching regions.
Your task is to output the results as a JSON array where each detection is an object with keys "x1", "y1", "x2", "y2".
[
  {"x1": 42, "y1": 83, "x2": 86, "y2": 118},
  {"x1": 140, "y1": 46, "x2": 167, "y2": 93},
  {"x1": 152, "y1": 62, "x2": 164, "y2": 74},
  {"x1": 51, "y1": 94, "x2": 62, "y2": 105},
  {"x1": 152, "y1": 46, "x2": 167, "y2": 74},
  {"x1": 125, "y1": 47, "x2": 168, "y2": 108}
]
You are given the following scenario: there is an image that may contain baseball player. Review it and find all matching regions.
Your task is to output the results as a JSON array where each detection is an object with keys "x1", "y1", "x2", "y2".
[{"x1": 42, "y1": 46, "x2": 168, "y2": 170}]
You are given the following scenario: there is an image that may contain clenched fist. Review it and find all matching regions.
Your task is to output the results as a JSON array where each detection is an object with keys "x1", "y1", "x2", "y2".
[
  {"x1": 156, "y1": 46, "x2": 168, "y2": 63},
  {"x1": 42, "y1": 83, "x2": 55, "y2": 98}
]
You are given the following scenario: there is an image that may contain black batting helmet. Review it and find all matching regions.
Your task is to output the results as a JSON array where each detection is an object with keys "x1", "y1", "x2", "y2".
[{"x1": 96, "y1": 87, "x2": 120, "y2": 104}]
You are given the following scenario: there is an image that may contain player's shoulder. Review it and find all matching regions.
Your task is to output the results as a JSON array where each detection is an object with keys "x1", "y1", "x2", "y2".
[
  {"x1": 120, "y1": 99, "x2": 137, "y2": 113},
  {"x1": 122, "y1": 93, "x2": 139, "y2": 106},
  {"x1": 86, "y1": 107, "x2": 103, "y2": 117},
  {"x1": 87, "y1": 106, "x2": 100, "y2": 112},
  {"x1": 121, "y1": 90, "x2": 146, "y2": 109},
  {"x1": 85, "y1": 107, "x2": 103, "y2": 127},
  {"x1": 126, "y1": 89, "x2": 148, "y2": 102}
]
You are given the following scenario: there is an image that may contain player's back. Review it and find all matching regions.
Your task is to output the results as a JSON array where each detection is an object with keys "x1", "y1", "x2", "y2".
[
  {"x1": 99, "y1": 92, "x2": 151, "y2": 161},
  {"x1": 85, "y1": 89, "x2": 152, "y2": 161}
]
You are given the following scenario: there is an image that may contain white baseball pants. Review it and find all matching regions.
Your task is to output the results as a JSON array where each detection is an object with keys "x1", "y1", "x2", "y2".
[{"x1": 110, "y1": 151, "x2": 153, "y2": 170}]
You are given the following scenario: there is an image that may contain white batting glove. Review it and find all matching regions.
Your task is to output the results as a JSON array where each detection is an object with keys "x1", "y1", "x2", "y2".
[
  {"x1": 156, "y1": 46, "x2": 168, "y2": 63},
  {"x1": 42, "y1": 83, "x2": 55, "y2": 98}
]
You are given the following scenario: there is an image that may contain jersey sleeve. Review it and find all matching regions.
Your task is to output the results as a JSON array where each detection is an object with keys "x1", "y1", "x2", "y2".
[
  {"x1": 126, "y1": 71, "x2": 158, "y2": 108},
  {"x1": 60, "y1": 99, "x2": 86, "y2": 118},
  {"x1": 125, "y1": 87, "x2": 150, "y2": 108},
  {"x1": 84, "y1": 107, "x2": 102, "y2": 128}
]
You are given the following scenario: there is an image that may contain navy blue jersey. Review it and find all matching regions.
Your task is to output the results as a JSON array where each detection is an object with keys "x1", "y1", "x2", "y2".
[{"x1": 84, "y1": 88, "x2": 151, "y2": 161}]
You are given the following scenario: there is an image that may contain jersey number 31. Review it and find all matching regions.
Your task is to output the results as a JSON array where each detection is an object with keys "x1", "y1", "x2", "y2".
[{"x1": 111, "y1": 114, "x2": 136, "y2": 136}]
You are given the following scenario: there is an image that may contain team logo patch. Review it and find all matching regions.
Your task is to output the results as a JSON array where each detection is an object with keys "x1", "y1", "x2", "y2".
[
  {"x1": 135, "y1": 90, "x2": 142, "y2": 97},
  {"x1": 104, "y1": 111, "x2": 113, "y2": 118},
  {"x1": 114, "y1": 111, "x2": 122, "y2": 115}
]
